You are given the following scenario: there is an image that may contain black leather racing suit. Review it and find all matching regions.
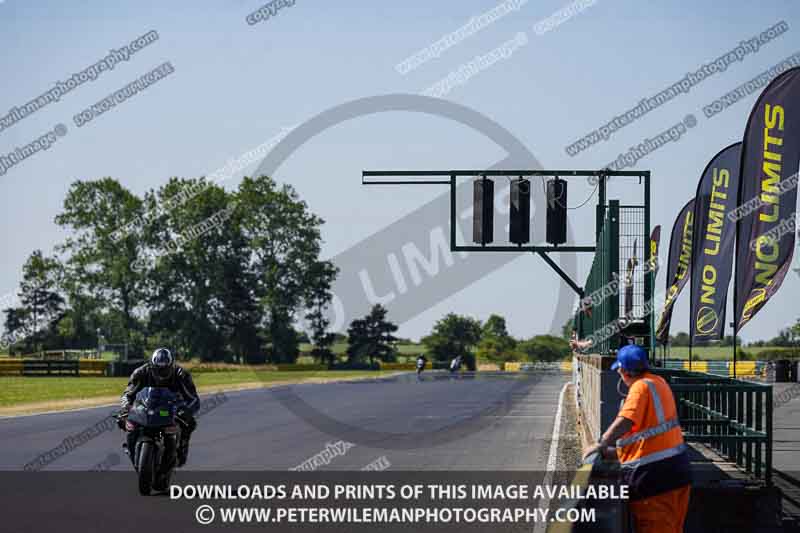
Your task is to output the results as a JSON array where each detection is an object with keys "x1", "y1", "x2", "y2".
[{"x1": 120, "y1": 364, "x2": 200, "y2": 470}]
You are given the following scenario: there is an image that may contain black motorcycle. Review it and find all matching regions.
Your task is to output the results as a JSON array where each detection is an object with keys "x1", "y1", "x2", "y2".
[
  {"x1": 117, "y1": 387, "x2": 184, "y2": 495},
  {"x1": 416, "y1": 357, "x2": 426, "y2": 376}
]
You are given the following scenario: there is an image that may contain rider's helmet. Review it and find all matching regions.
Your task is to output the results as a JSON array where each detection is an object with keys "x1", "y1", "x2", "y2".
[{"x1": 150, "y1": 348, "x2": 175, "y2": 384}]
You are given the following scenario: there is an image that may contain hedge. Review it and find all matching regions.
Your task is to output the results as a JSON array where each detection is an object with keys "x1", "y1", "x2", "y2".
[{"x1": 755, "y1": 348, "x2": 800, "y2": 361}]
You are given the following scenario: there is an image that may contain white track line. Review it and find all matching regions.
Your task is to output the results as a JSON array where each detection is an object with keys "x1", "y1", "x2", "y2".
[{"x1": 535, "y1": 381, "x2": 569, "y2": 533}]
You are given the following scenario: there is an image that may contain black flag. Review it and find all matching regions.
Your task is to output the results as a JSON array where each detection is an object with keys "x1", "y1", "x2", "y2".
[
  {"x1": 690, "y1": 143, "x2": 742, "y2": 345},
  {"x1": 649, "y1": 226, "x2": 661, "y2": 270},
  {"x1": 649, "y1": 225, "x2": 662, "y2": 284},
  {"x1": 656, "y1": 199, "x2": 695, "y2": 344},
  {"x1": 735, "y1": 67, "x2": 800, "y2": 331}
]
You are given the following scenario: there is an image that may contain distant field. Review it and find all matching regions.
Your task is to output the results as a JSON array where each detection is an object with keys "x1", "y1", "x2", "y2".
[{"x1": 665, "y1": 346, "x2": 799, "y2": 360}]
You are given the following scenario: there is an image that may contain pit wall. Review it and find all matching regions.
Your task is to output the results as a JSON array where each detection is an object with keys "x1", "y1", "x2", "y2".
[{"x1": 573, "y1": 354, "x2": 622, "y2": 442}]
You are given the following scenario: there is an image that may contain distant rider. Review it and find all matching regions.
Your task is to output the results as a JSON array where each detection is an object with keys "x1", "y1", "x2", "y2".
[
  {"x1": 416, "y1": 354, "x2": 427, "y2": 375},
  {"x1": 118, "y1": 348, "x2": 200, "y2": 468},
  {"x1": 449, "y1": 355, "x2": 463, "y2": 373}
]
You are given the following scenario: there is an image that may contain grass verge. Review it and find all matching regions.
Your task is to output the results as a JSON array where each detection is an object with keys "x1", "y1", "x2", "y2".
[{"x1": 0, "y1": 370, "x2": 393, "y2": 413}]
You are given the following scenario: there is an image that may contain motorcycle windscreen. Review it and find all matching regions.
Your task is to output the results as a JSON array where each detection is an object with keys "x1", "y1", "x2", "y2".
[{"x1": 128, "y1": 387, "x2": 180, "y2": 427}]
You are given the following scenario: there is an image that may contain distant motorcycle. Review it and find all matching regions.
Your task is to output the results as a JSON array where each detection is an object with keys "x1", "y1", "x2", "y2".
[
  {"x1": 416, "y1": 357, "x2": 426, "y2": 376},
  {"x1": 116, "y1": 387, "x2": 184, "y2": 495}
]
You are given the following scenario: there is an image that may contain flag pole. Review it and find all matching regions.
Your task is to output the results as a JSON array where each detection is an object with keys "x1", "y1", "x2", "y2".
[{"x1": 689, "y1": 263, "x2": 693, "y2": 372}]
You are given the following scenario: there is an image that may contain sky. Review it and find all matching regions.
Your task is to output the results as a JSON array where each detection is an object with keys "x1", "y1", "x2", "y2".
[{"x1": 0, "y1": 0, "x2": 798, "y2": 345}]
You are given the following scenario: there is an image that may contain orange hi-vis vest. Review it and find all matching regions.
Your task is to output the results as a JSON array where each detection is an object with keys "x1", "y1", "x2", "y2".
[{"x1": 616, "y1": 372, "x2": 686, "y2": 468}]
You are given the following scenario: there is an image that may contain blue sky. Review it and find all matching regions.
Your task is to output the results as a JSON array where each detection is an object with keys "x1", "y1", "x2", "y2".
[{"x1": 0, "y1": 0, "x2": 798, "y2": 343}]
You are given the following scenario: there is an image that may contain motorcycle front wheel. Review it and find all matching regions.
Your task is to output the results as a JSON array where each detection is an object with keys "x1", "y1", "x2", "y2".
[{"x1": 138, "y1": 441, "x2": 155, "y2": 496}]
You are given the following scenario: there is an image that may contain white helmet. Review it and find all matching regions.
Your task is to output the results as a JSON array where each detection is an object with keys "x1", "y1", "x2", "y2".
[{"x1": 150, "y1": 348, "x2": 175, "y2": 383}]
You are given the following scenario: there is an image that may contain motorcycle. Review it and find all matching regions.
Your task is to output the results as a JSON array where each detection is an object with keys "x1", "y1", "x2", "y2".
[
  {"x1": 116, "y1": 387, "x2": 184, "y2": 495},
  {"x1": 416, "y1": 358, "x2": 426, "y2": 376}
]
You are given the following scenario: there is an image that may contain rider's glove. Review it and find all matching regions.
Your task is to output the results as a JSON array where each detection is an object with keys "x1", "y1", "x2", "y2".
[{"x1": 117, "y1": 410, "x2": 128, "y2": 430}]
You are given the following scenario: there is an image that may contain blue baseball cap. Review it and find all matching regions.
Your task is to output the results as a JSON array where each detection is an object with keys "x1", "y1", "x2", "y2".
[{"x1": 611, "y1": 344, "x2": 649, "y2": 372}]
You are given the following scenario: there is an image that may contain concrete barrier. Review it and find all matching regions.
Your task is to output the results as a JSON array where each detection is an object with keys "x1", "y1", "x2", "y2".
[{"x1": 573, "y1": 354, "x2": 622, "y2": 442}]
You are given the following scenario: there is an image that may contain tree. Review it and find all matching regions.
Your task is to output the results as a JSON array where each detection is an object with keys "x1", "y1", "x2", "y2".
[
  {"x1": 670, "y1": 332, "x2": 690, "y2": 347},
  {"x1": 476, "y1": 314, "x2": 516, "y2": 363},
  {"x1": 422, "y1": 313, "x2": 482, "y2": 370},
  {"x1": 10, "y1": 174, "x2": 337, "y2": 364},
  {"x1": 561, "y1": 317, "x2": 574, "y2": 341},
  {"x1": 55, "y1": 179, "x2": 147, "y2": 354},
  {"x1": 719, "y1": 335, "x2": 742, "y2": 347},
  {"x1": 143, "y1": 178, "x2": 246, "y2": 362},
  {"x1": 517, "y1": 335, "x2": 570, "y2": 362},
  {"x1": 303, "y1": 261, "x2": 339, "y2": 366},
  {"x1": 237, "y1": 176, "x2": 331, "y2": 363},
  {"x1": 768, "y1": 327, "x2": 795, "y2": 347},
  {"x1": 2, "y1": 307, "x2": 29, "y2": 353},
  {"x1": 6, "y1": 251, "x2": 66, "y2": 352},
  {"x1": 346, "y1": 304, "x2": 398, "y2": 364}
]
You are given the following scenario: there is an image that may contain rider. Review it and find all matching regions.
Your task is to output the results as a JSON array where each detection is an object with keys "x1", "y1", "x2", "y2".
[
  {"x1": 449, "y1": 355, "x2": 463, "y2": 373},
  {"x1": 416, "y1": 353, "x2": 427, "y2": 372},
  {"x1": 119, "y1": 348, "x2": 200, "y2": 469}
]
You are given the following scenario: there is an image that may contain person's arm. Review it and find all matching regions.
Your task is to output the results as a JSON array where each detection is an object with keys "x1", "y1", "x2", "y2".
[
  {"x1": 583, "y1": 416, "x2": 634, "y2": 460},
  {"x1": 583, "y1": 379, "x2": 647, "y2": 460},
  {"x1": 120, "y1": 367, "x2": 145, "y2": 412},
  {"x1": 178, "y1": 369, "x2": 200, "y2": 415},
  {"x1": 570, "y1": 338, "x2": 594, "y2": 352}
]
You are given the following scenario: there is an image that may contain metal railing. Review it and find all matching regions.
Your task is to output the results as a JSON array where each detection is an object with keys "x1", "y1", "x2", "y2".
[
  {"x1": 655, "y1": 369, "x2": 773, "y2": 485},
  {"x1": 576, "y1": 201, "x2": 619, "y2": 354}
]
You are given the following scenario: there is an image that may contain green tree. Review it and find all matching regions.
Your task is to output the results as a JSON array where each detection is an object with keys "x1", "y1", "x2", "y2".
[
  {"x1": 561, "y1": 317, "x2": 574, "y2": 341},
  {"x1": 517, "y1": 335, "x2": 570, "y2": 362},
  {"x1": 768, "y1": 327, "x2": 795, "y2": 347},
  {"x1": 670, "y1": 331, "x2": 690, "y2": 347},
  {"x1": 11, "y1": 174, "x2": 335, "y2": 365},
  {"x1": 346, "y1": 304, "x2": 398, "y2": 364},
  {"x1": 719, "y1": 335, "x2": 742, "y2": 347},
  {"x1": 55, "y1": 179, "x2": 147, "y2": 354},
  {"x1": 304, "y1": 261, "x2": 339, "y2": 366},
  {"x1": 476, "y1": 314, "x2": 516, "y2": 363},
  {"x1": 2, "y1": 307, "x2": 29, "y2": 353},
  {"x1": 422, "y1": 313, "x2": 482, "y2": 370},
  {"x1": 237, "y1": 176, "x2": 330, "y2": 363},
  {"x1": 143, "y1": 178, "x2": 242, "y2": 361},
  {"x1": 8, "y1": 251, "x2": 66, "y2": 352}
]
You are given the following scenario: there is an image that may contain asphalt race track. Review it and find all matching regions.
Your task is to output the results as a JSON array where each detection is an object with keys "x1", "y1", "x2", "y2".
[{"x1": 0, "y1": 371, "x2": 571, "y2": 472}]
